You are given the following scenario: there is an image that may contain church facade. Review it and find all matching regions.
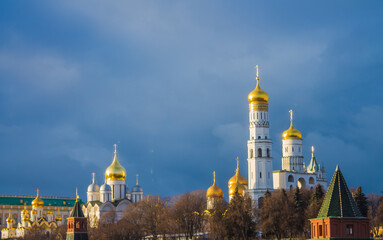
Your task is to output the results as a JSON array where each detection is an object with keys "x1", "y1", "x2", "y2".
[
  {"x1": 82, "y1": 145, "x2": 144, "y2": 227},
  {"x1": 0, "y1": 190, "x2": 68, "y2": 239}
]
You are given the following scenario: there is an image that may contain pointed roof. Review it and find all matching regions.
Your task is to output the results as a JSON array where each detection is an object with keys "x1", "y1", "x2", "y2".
[
  {"x1": 307, "y1": 146, "x2": 320, "y2": 173},
  {"x1": 317, "y1": 165, "x2": 362, "y2": 218},
  {"x1": 69, "y1": 199, "x2": 85, "y2": 218}
]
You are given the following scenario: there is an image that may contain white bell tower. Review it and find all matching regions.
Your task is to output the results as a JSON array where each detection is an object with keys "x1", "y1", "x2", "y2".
[{"x1": 247, "y1": 65, "x2": 273, "y2": 202}]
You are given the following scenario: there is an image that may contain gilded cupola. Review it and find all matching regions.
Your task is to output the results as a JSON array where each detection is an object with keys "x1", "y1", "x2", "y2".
[
  {"x1": 282, "y1": 110, "x2": 302, "y2": 140},
  {"x1": 21, "y1": 203, "x2": 29, "y2": 215},
  {"x1": 105, "y1": 144, "x2": 127, "y2": 181},
  {"x1": 207, "y1": 171, "x2": 223, "y2": 199},
  {"x1": 32, "y1": 189, "x2": 44, "y2": 208},
  {"x1": 248, "y1": 65, "x2": 269, "y2": 104},
  {"x1": 228, "y1": 157, "x2": 248, "y2": 189},
  {"x1": 6, "y1": 210, "x2": 13, "y2": 223},
  {"x1": 228, "y1": 174, "x2": 246, "y2": 197}
]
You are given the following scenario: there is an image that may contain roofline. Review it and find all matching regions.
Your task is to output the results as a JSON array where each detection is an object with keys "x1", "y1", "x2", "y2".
[
  {"x1": 0, "y1": 195, "x2": 76, "y2": 199},
  {"x1": 309, "y1": 216, "x2": 369, "y2": 220}
]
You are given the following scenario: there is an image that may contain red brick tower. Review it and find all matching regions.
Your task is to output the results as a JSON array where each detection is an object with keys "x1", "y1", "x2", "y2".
[
  {"x1": 309, "y1": 165, "x2": 371, "y2": 240},
  {"x1": 66, "y1": 193, "x2": 88, "y2": 240}
]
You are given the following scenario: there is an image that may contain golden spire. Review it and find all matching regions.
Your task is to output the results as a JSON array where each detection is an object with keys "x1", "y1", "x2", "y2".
[
  {"x1": 213, "y1": 171, "x2": 216, "y2": 184},
  {"x1": 289, "y1": 109, "x2": 294, "y2": 125},
  {"x1": 37, "y1": 188, "x2": 39, "y2": 197},
  {"x1": 76, "y1": 187, "x2": 79, "y2": 201},
  {"x1": 92, "y1": 172, "x2": 95, "y2": 184},
  {"x1": 236, "y1": 157, "x2": 240, "y2": 172},
  {"x1": 114, "y1": 143, "x2": 117, "y2": 154},
  {"x1": 136, "y1": 174, "x2": 139, "y2": 185},
  {"x1": 255, "y1": 65, "x2": 260, "y2": 80},
  {"x1": 311, "y1": 146, "x2": 315, "y2": 158}
]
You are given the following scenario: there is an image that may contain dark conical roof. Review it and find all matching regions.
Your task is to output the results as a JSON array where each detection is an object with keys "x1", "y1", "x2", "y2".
[
  {"x1": 70, "y1": 199, "x2": 85, "y2": 218},
  {"x1": 317, "y1": 165, "x2": 362, "y2": 218}
]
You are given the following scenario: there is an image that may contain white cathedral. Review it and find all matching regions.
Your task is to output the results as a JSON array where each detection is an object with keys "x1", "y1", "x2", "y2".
[
  {"x1": 82, "y1": 144, "x2": 144, "y2": 227},
  {"x1": 246, "y1": 66, "x2": 327, "y2": 202}
]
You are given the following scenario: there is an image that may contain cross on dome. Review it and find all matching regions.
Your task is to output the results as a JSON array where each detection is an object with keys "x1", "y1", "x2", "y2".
[
  {"x1": 136, "y1": 174, "x2": 139, "y2": 185},
  {"x1": 114, "y1": 144, "x2": 117, "y2": 154},
  {"x1": 254, "y1": 65, "x2": 260, "y2": 80},
  {"x1": 289, "y1": 109, "x2": 294, "y2": 123}
]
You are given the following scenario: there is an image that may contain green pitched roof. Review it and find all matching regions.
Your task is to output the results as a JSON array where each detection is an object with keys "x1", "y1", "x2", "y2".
[
  {"x1": 317, "y1": 165, "x2": 361, "y2": 218},
  {"x1": 69, "y1": 200, "x2": 85, "y2": 218},
  {"x1": 307, "y1": 155, "x2": 319, "y2": 173}
]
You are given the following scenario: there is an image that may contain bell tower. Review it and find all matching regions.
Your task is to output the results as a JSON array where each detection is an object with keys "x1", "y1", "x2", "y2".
[{"x1": 247, "y1": 65, "x2": 273, "y2": 202}]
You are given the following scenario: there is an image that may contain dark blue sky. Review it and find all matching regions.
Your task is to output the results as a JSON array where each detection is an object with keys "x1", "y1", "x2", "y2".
[{"x1": 0, "y1": 1, "x2": 382, "y2": 199}]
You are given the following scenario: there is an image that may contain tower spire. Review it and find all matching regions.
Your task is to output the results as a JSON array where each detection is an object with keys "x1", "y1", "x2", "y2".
[
  {"x1": 76, "y1": 187, "x2": 79, "y2": 201},
  {"x1": 213, "y1": 171, "x2": 216, "y2": 184},
  {"x1": 92, "y1": 172, "x2": 95, "y2": 184},
  {"x1": 236, "y1": 157, "x2": 239, "y2": 172},
  {"x1": 311, "y1": 146, "x2": 315, "y2": 158},
  {"x1": 114, "y1": 144, "x2": 117, "y2": 155},
  {"x1": 36, "y1": 188, "x2": 39, "y2": 197},
  {"x1": 136, "y1": 174, "x2": 139, "y2": 185},
  {"x1": 255, "y1": 65, "x2": 260, "y2": 81}
]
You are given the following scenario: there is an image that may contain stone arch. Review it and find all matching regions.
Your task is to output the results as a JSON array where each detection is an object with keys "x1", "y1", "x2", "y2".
[
  {"x1": 297, "y1": 178, "x2": 306, "y2": 189},
  {"x1": 288, "y1": 175, "x2": 294, "y2": 182},
  {"x1": 257, "y1": 148, "x2": 262, "y2": 157}
]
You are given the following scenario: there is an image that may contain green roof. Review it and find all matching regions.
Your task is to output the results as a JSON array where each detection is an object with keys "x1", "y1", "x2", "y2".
[
  {"x1": 307, "y1": 155, "x2": 319, "y2": 173},
  {"x1": 0, "y1": 195, "x2": 82, "y2": 207},
  {"x1": 69, "y1": 200, "x2": 85, "y2": 218},
  {"x1": 317, "y1": 165, "x2": 362, "y2": 218}
]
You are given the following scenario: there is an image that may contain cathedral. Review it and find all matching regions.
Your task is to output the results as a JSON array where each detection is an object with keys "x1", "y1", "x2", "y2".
[
  {"x1": 1, "y1": 190, "x2": 64, "y2": 239},
  {"x1": 82, "y1": 144, "x2": 144, "y2": 227},
  {"x1": 206, "y1": 65, "x2": 327, "y2": 207}
]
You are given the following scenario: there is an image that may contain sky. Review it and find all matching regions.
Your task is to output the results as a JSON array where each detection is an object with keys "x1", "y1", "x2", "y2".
[{"x1": 0, "y1": 1, "x2": 382, "y2": 200}]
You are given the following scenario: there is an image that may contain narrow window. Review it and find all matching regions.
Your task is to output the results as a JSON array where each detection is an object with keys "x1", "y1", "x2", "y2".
[
  {"x1": 265, "y1": 136, "x2": 267, "y2": 139},
  {"x1": 267, "y1": 148, "x2": 270, "y2": 157},
  {"x1": 250, "y1": 149, "x2": 254, "y2": 158},
  {"x1": 292, "y1": 147, "x2": 294, "y2": 152},
  {"x1": 299, "y1": 147, "x2": 301, "y2": 152},
  {"x1": 285, "y1": 147, "x2": 288, "y2": 152},
  {"x1": 346, "y1": 225, "x2": 353, "y2": 235},
  {"x1": 258, "y1": 148, "x2": 262, "y2": 157},
  {"x1": 258, "y1": 136, "x2": 261, "y2": 139},
  {"x1": 257, "y1": 113, "x2": 258, "y2": 119},
  {"x1": 319, "y1": 225, "x2": 323, "y2": 236},
  {"x1": 260, "y1": 172, "x2": 262, "y2": 178}
]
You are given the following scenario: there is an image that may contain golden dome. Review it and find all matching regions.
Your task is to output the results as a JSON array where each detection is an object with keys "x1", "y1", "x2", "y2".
[
  {"x1": 228, "y1": 157, "x2": 248, "y2": 189},
  {"x1": 248, "y1": 65, "x2": 269, "y2": 104},
  {"x1": 32, "y1": 189, "x2": 44, "y2": 208},
  {"x1": 207, "y1": 171, "x2": 223, "y2": 199},
  {"x1": 282, "y1": 110, "x2": 302, "y2": 140},
  {"x1": 21, "y1": 204, "x2": 29, "y2": 215},
  {"x1": 229, "y1": 181, "x2": 246, "y2": 197},
  {"x1": 6, "y1": 210, "x2": 13, "y2": 223},
  {"x1": 55, "y1": 215, "x2": 62, "y2": 222},
  {"x1": 22, "y1": 216, "x2": 29, "y2": 222},
  {"x1": 105, "y1": 144, "x2": 127, "y2": 181}
]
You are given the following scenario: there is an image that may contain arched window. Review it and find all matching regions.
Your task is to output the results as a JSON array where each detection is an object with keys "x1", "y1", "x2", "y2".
[
  {"x1": 258, "y1": 136, "x2": 261, "y2": 139},
  {"x1": 76, "y1": 222, "x2": 80, "y2": 229},
  {"x1": 309, "y1": 177, "x2": 315, "y2": 184},
  {"x1": 260, "y1": 172, "x2": 262, "y2": 178},
  {"x1": 288, "y1": 175, "x2": 294, "y2": 182},
  {"x1": 250, "y1": 149, "x2": 254, "y2": 158},
  {"x1": 258, "y1": 148, "x2": 262, "y2": 157},
  {"x1": 267, "y1": 148, "x2": 270, "y2": 157},
  {"x1": 265, "y1": 136, "x2": 267, "y2": 139}
]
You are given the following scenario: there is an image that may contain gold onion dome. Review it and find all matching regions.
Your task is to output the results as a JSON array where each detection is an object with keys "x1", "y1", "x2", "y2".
[
  {"x1": 282, "y1": 110, "x2": 302, "y2": 140},
  {"x1": 228, "y1": 157, "x2": 248, "y2": 189},
  {"x1": 207, "y1": 171, "x2": 223, "y2": 198},
  {"x1": 6, "y1": 211, "x2": 13, "y2": 223},
  {"x1": 229, "y1": 176, "x2": 246, "y2": 197},
  {"x1": 248, "y1": 65, "x2": 269, "y2": 104},
  {"x1": 105, "y1": 144, "x2": 127, "y2": 181},
  {"x1": 32, "y1": 189, "x2": 44, "y2": 207},
  {"x1": 21, "y1": 204, "x2": 29, "y2": 215}
]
